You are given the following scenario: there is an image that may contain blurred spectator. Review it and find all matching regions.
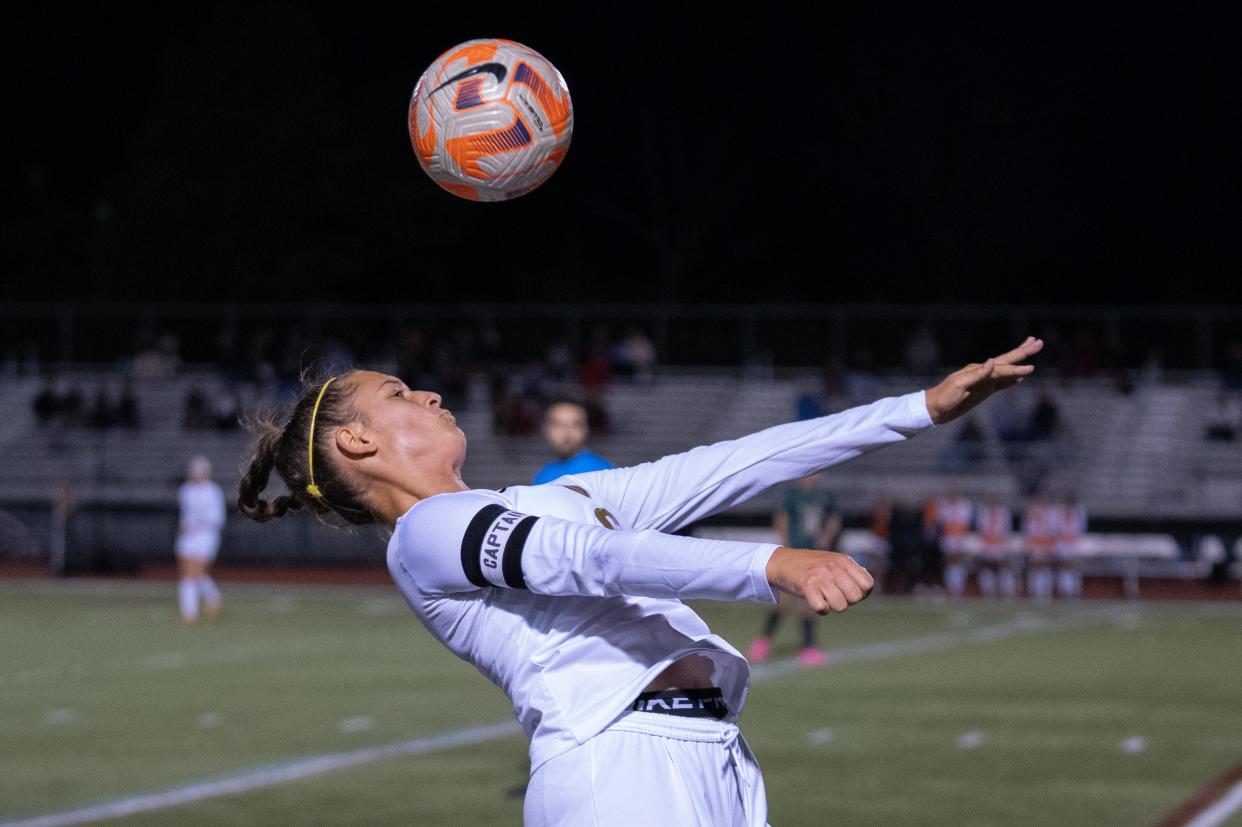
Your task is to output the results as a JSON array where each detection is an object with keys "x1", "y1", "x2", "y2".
[
  {"x1": 545, "y1": 339, "x2": 575, "y2": 384},
  {"x1": 1223, "y1": 340, "x2": 1242, "y2": 391},
  {"x1": 118, "y1": 379, "x2": 141, "y2": 429},
  {"x1": 88, "y1": 381, "x2": 118, "y2": 430},
  {"x1": 320, "y1": 338, "x2": 355, "y2": 377},
  {"x1": 904, "y1": 324, "x2": 941, "y2": 377},
  {"x1": 434, "y1": 343, "x2": 470, "y2": 410},
  {"x1": 184, "y1": 385, "x2": 211, "y2": 430},
  {"x1": 209, "y1": 385, "x2": 240, "y2": 431},
  {"x1": 581, "y1": 389, "x2": 612, "y2": 437},
  {"x1": 611, "y1": 327, "x2": 657, "y2": 383},
  {"x1": 1063, "y1": 328, "x2": 1102, "y2": 377},
  {"x1": 40, "y1": 377, "x2": 85, "y2": 429},
  {"x1": 33, "y1": 379, "x2": 59, "y2": 426},
  {"x1": 214, "y1": 325, "x2": 249, "y2": 383},
  {"x1": 916, "y1": 497, "x2": 945, "y2": 594},
  {"x1": 795, "y1": 387, "x2": 824, "y2": 422},
  {"x1": 845, "y1": 347, "x2": 880, "y2": 408},
  {"x1": 395, "y1": 325, "x2": 426, "y2": 388},
  {"x1": 132, "y1": 333, "x2": 180, "y2": 380},
  {"x1": 884, "y1": 498, "x2": 925, "y2": 595},
  {"x1": 493, "y1": 364, "x2": 549, "y2": 437},
  {"x1": 579, "y1": 326, "x2": 613, "y2": 390},
  {"x1": 532, "y1": 399, "x2": 615, "y2": 485},
  {"x1": 1028, "y1": 390, "x2": 1063, "y2": 441},
  {"x1": 821, "y1": 354, "x2": 849, "y2": 413},
  {"x1": 939, "y1": 415, "x2": 986, "y2": 472},
  {"x1": 246, "y1": 329, "x2": 278, "y2": 386},
  {"x1": 1204, "y1": 390, "x2": 1242, "y2": 441}
]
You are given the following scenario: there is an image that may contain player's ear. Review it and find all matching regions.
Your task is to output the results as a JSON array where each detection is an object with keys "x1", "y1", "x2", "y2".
[{"x1": 335, "y1": 422, "x2": 378, "y2": 460}]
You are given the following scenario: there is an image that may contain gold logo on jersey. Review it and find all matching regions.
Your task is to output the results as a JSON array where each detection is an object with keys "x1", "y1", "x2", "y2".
[{"x1": 594, "y1": 507, "x2": 618, "y2": 530}]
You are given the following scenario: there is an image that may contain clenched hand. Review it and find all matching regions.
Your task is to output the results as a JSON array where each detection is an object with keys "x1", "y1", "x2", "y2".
[{"x1": 765, "y1": 547, "x2": 875, "y2": 615}]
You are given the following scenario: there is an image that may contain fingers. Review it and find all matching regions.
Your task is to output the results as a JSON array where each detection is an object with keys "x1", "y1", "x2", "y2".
[
  {"x1": 804, "y1": 557, "x2": 874, "y2": 615},
  {"x1": 804, "y1": 589, "x2": 829, "y2": 615},
  {"x1": 847, "y1": 562, "x2": 876, "y2": 596},
  {"x1": 820, "y1": 582, "x2": 849, "y2": 613},
  {"x1": 993, "y1": 336, "x2": 1045, "y2": 366},
  {"x1": 839, "y1": 576, "x2": 865, "y2": 604}
]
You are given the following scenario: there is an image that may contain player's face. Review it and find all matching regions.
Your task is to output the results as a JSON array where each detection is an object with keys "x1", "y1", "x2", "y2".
[
  {"x1": 348, "y1": 371, "x2": 466, "y2": 466},
  {"x1": 544, "y1": 403, "x2": 588, "y2": 460}
]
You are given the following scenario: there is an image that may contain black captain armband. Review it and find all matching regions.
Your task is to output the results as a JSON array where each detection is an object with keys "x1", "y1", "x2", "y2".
[{"x1": 460, "y1": 504, "x2": 538, "y2": 589}]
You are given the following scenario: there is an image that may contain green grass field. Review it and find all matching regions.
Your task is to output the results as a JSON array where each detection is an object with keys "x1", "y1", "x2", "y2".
[{"x1": 2, "y1": 579, "x2": 1240, "y2": 826}]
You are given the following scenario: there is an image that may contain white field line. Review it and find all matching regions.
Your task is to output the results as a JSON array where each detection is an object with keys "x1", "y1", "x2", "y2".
[
  {"x1": 0, "y1": 635, "x2": 348, "y2": 690},
  {"x1": 0, "y1": 721, "x2": 522, "y2": 827},
  {"x1": 0, "y1": 611, "x2": 1109, "y2": 827},
  {"x1": 1186, "y1": 781, "x2": 1242, "y2": 827}
]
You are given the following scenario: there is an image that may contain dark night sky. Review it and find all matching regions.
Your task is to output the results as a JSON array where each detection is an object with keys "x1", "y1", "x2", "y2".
[{"x1": 2, "y1": 4, "x2": 1238, "y2": 305}]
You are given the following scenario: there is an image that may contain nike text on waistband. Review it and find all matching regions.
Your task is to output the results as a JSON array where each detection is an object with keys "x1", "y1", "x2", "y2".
[{"x1": 630, "y1": 687, "x2": 729, "y2": 719}]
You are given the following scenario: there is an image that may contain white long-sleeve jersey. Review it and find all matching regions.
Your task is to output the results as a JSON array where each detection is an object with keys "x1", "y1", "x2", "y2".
[
  {"x1": 178, "y1": 480, "x2": 226, "y2": 536},
  {"x1": 386, "y1": 389, "x2": 935, "y2": 772}
]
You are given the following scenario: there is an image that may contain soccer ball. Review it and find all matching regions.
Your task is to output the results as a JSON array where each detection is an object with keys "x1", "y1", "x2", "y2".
[{"x1": 408, "y1": 38, "x2": 573, "y2": 202}]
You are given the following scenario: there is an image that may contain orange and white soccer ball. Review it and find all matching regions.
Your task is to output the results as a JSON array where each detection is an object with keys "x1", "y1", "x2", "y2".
[{"x1": 408, "y1": 38, "x2": 573, "y2": 202}]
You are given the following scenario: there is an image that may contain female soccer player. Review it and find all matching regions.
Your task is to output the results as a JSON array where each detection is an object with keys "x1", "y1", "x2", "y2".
[
  {"x1": 176, "y1": 455, "x2": 227, "y2": 622},
  {"x1": 237, "y1": 337, "x2": 1041, "y2": 826}
]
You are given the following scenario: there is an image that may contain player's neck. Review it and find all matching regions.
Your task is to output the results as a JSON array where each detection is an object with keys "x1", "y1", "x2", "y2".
[{"x1": 372, "y1": 471, "x2": 470, "y2": 529}]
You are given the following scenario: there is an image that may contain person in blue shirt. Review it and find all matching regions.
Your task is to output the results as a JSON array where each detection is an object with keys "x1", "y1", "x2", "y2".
[{"x1": 532, "y1": 399, "x2": 614, "y2": 484}]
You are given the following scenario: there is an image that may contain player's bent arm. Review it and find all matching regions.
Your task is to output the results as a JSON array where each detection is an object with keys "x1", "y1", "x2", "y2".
[
  {"x1": 391, "y1": 491, "x2": 780, "y2": 603},
  {"x1": 566, "y1": 390, "x2": 935, "y2": 533}
]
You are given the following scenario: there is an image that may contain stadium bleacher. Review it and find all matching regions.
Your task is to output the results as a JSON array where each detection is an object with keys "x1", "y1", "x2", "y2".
[{"x1": 0, "y1": 365, "x2": 1238, "y2": 573}]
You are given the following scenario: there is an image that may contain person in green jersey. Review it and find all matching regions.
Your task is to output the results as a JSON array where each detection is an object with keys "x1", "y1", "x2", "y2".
[{"x1": 747, "y1": 473, "x2": 843, "y2": 667}]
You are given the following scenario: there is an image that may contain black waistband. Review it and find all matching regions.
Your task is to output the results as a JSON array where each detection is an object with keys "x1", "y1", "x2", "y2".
[{"x1": 631, "y1": 687, "x2": 728, "y2": 720}]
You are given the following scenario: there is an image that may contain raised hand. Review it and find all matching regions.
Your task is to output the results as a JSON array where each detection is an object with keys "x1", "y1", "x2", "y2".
[
  {"x1": 923, "y1": 336, "x2": 1044, "y2": 426},
  {"x1": 765, "y1": 547, "x2": 875, "y2": 615}
]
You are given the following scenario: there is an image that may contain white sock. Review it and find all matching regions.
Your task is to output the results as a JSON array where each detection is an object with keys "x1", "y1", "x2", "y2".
[
  {"x1": 978, "y1": 568, "x2": 997, "y2": 598},
  {"x1": 199, "y1": 575, "x2": 221, "y2": 609},
  {"x1": 179, "y1": 577, "x2": 199, "y2": 620}
]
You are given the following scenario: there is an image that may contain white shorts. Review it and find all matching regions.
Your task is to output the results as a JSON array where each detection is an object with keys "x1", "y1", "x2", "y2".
[
  {"x1": 524, "y1": 707, "x2": 769, "y2": 826},
  {"x1": 175, "y1": 532, "x2": 219, "y2": 562}
]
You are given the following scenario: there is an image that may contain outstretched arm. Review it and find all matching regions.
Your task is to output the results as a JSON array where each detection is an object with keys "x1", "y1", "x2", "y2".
[
  {"x1": 389, "y1": 490, "x2": 778, "y2": 603},
  {"x1": 564, "y1": 337, "x2": 1042, "y2": 533},
  {"x1": 389, "y1": 490, "x2": 875, "y2": 614}
]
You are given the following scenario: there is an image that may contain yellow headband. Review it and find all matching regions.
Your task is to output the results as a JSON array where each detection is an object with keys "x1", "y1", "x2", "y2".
[{"x1": 305, "y1": 376, "x2": 338, "y2": 499}]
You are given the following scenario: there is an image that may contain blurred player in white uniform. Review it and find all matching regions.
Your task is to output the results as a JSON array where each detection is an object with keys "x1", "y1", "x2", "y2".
[
  {"x1": 176, "y1": 455, "x2": 226, "y2": 622},
  {"x1": 975, "y1": 494, "x2": 1016, "y2": 598},
  {"x1": 934, "y1": 488, "x2": 974, "y2": 600},
  {"x1": 1022, "y1": 491, "x2": 1058, "y2": 602},
  {"x1": 237, "y1": 338, "x2": 1042, "y2": 826},
  {"x1": 1054, "y1": 491, "x2": 1087, "y2": 598}
]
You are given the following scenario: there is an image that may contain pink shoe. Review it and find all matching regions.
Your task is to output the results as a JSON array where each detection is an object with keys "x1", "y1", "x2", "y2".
[
  {"x1": 747, "y1": 636, "x2": 771, "y2": 663},
  {"x1": 797, "y1": 647, "x2": 829, "y2": 667}
]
